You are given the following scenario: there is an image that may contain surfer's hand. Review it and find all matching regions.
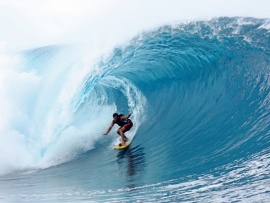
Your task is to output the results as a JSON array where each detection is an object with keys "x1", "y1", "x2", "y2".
[{"x1": 103, "y1": 133, "x2": 107, "y2": 136}]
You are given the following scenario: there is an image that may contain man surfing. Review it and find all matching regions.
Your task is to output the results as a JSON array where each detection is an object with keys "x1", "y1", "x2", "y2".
[{"x1": 104, "y1": 113, "x2": 133, "y2": 146}]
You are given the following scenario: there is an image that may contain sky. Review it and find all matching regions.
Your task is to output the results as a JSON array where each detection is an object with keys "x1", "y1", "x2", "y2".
[{"x1": 0, "y1": 0, "x2": 270, "y2": 51}]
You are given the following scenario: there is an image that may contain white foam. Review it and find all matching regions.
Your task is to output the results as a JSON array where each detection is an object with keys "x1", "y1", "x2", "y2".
[
  {"x1": 0, "y1": 45, "x2": 116, "y2": 174},
  {"x1": 0, "y1": 46, "x2": 40, "y2": 172}
]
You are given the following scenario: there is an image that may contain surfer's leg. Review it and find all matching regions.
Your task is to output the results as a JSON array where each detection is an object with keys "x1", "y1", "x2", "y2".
[
  {"x1": 121, "y1": 127, "x2": 129, "y2": 142},
  {"x1": 121, "y1": 122, "x2": 132, "y2": 142},
  {"x1": 117, "y1": 127, "x2": 126, "y2": 145}
]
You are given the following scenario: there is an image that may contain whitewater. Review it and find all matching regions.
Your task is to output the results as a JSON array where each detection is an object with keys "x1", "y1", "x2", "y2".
[{"x1": 1, "y1": 1, "x2": 270, "y2": 202}]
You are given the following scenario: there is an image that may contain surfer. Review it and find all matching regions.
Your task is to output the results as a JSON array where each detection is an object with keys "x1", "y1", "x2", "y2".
[{"x1": 104, "y1": 113, "x2": 133, "y2": 146}]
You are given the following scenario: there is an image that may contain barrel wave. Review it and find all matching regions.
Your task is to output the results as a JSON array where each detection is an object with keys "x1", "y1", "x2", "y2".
[{"x1": 1, "y1": 17, "x2": 270, "y2": 202}]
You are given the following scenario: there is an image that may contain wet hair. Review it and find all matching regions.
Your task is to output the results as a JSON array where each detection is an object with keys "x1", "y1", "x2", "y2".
[{"x1": 113, "y1": 113, "x2": 118, "y2": 117}]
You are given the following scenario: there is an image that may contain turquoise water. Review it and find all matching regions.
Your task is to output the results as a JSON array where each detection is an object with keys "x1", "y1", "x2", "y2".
[{"x1": 0, "y1": 17, "x2": 270, "y2": 202}]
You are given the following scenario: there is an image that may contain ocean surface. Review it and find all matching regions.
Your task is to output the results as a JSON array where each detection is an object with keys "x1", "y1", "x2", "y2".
[{"x1": 0, "y1": 17, "x2": 270, "y2": 202}]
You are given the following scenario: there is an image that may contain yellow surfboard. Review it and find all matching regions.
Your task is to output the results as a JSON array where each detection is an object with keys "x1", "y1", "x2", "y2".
[{"x1": 113, "y1": 140, "x2": 131, "y2": 150}]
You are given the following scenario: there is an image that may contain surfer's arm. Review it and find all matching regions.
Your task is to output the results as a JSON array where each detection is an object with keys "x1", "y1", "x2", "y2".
[
  {"x1": 104, "y1": 121, "x2": 115, "y2": 135},
  {"x1": 121, "y1": 114, "x2": 131, "y2": 120}
]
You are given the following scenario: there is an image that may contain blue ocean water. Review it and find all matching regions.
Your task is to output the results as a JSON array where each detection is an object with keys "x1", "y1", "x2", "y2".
[{"x1": 0, "y1": 17, "x2": 270, "y2": 202}]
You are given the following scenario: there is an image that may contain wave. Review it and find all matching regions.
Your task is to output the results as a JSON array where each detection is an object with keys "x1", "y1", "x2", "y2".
[{"x1": 0, "y1": 17, "x2": 270, "y2": 202}]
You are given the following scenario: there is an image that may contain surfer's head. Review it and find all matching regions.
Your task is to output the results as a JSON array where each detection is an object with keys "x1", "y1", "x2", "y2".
[{"x1": 113, "y1": 113, "x2": 118, "y2": 121}]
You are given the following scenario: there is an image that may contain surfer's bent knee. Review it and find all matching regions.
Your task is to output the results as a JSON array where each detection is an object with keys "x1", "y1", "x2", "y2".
[{"x1": 119, "y1": 127, "x2": 126, "y2": 133}]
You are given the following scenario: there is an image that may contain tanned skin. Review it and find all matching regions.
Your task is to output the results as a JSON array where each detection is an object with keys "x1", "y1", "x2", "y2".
[{"x1": 104, "y1": 114, "x2": 131, "y2": 145}]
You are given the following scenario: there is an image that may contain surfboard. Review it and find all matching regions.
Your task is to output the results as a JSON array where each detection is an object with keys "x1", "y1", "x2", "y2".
[{"x1": 113, "y1": 140, "x2": 131, "y2": 150}]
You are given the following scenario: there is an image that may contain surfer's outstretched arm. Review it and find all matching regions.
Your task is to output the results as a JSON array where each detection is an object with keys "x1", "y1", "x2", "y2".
[{"x1": 104, "y1": 121, "x2": 115, "y2": 135}]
